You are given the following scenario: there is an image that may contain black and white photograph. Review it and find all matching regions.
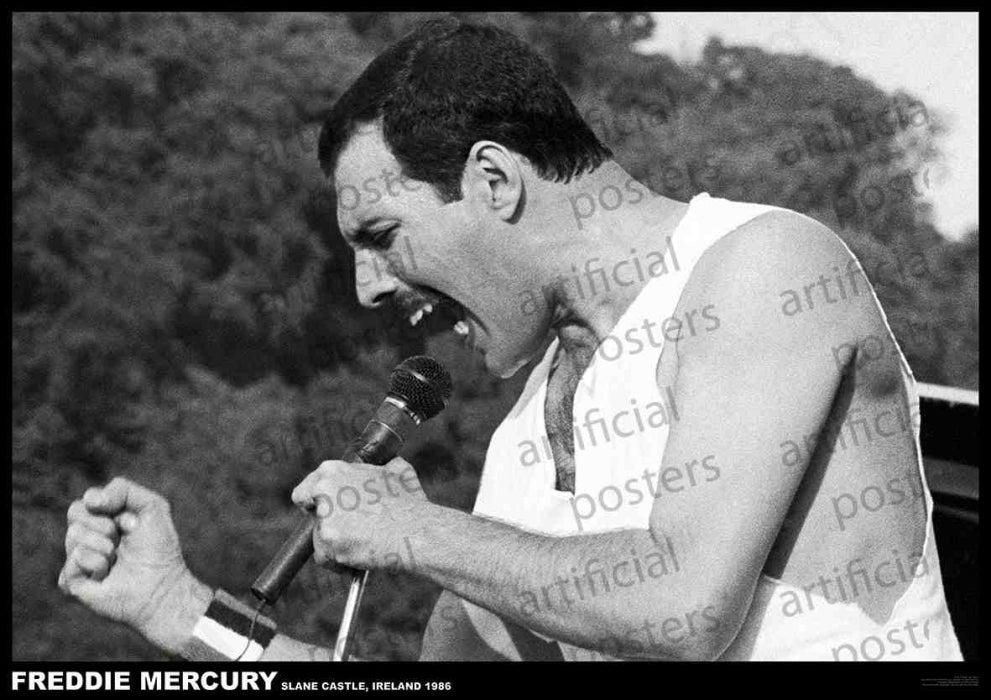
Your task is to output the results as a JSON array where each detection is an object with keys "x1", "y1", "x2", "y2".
[{"x1": 11, "y1": 9, "x2": 979, "y2": 692}]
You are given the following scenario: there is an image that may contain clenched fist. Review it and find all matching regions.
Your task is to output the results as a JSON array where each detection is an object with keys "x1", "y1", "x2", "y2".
[
  {"x1": 59, "y1": 477, "x2": 212, "y2": 656},
  {"x1": 291, "y1": 456, "x2": 427, "y2": 572}
]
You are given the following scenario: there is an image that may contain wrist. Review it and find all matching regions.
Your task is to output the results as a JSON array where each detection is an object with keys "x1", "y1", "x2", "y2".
[
  {"x1": 179, "y1": 589, "x2": 277, "y2": 661},
  {"x1": 142, "y1": 570, "x2": 213, "y2": 656},
  {"x1": 389, "y1": 499, "x2": 448, "y2": 577}
]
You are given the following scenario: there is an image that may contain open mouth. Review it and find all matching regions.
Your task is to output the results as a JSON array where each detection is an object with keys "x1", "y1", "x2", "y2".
[{"x1": 402, "y1": 287, "x2": 476, "y2": 343}]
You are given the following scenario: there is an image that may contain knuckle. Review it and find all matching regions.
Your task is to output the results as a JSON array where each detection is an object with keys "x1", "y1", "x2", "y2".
[
  {"x1": 149, "y1": 495, "x2": 170, "y2": 515},
  {"x1": 318, "y1": 460, "x2": 341, "y2": 474},
  {"x1": 83, "y1": 530, "x2": 111, "y2": 553},
  {"x1": 95, "y1": 516, "x2": 117, "y2": 536},
  {"x1": 76, "y1": 548, "x2": 94, "y2": 565},
  {"x1": 80, "y1": 549, "x2": 106, "y2": 570}
]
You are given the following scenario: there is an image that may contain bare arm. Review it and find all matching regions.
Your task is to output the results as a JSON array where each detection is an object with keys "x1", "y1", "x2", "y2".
[{"x1": 296, "y1": 213, "x2": 866, "y2": 661}]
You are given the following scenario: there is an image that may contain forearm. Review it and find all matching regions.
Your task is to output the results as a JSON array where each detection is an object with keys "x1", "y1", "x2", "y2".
[
  {"x1": 262, "y1": 635, "x2": 334, "y2": 661},
  {"x1": 401, "y1": 502, "x2": 723, "y2": 660}
]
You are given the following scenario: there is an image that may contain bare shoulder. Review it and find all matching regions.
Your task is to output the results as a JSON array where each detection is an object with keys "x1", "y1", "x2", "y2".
[
  {"x1": 688, "y1": 209, "x2": 856, "y2": 298},
  {"x1": 675, "y1": 209, "x2": 884, "y2": 356}
]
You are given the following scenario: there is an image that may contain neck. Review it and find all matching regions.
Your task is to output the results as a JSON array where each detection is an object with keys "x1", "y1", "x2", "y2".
[{"x1": 527, "y1": 161, "x2": 690, "y2": 361}]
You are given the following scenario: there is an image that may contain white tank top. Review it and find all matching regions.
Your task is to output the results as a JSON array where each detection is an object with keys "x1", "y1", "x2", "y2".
[{"x1": 465, "y1": 192, "x2": 963, "y2": 661}]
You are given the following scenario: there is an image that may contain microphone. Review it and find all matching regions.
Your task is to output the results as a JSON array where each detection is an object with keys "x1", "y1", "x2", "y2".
[{"x1": 251, "y1": 355, "x2": 453, "y2": 605}]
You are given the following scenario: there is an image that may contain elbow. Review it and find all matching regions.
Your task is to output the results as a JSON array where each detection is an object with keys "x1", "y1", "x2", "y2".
[
  {"x1": 603, "y1": 618, "x2": 733, "y2": 662},
  {"x1": 667, "y1": 596, "x2": 745, "y2": 661},
  {"x1": 666, "y1": 628, "x2": 733, "y2": 662},
  {"x1": 628, "y1": 596, "x2": 744, "y2": 662}
]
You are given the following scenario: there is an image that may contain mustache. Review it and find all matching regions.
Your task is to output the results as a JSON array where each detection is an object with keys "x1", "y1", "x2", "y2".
[
  {"x1": 394, "y1": 284, "x2": 464, "y2": 313},
  {"x1": 394, "y1": 289, "x2": 442, "y2": 317},
  {"x1": 391, "y1": 286, "x2": 465, "y2": 326}
]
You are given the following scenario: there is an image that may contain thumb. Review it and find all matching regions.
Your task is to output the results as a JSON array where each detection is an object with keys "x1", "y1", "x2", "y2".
[{"x1": 114, "y1": 511, "x2": 140, "y2": 534}]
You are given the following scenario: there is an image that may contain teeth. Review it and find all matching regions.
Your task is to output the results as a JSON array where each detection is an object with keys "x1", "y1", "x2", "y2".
[
  {"x1": 409, "y1": 304, "x2": 434, "y2": 327},
  {"x1": 453, "y1": 320, "x2": 470, "y2": 336}
]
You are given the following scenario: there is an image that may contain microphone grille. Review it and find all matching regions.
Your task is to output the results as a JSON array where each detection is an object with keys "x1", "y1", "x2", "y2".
[{"x1": 389, "y1": 356, "x2": 453, "y2": 421}]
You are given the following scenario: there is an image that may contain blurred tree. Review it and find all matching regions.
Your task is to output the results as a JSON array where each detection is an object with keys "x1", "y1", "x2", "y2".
[{"x1": 12, "y1": 11, "x2": 977, "y2": 661}]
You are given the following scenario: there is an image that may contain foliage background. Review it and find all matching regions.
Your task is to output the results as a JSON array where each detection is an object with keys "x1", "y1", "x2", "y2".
[{"x1": 12, "y1": 12, "x2": 978, "y2": 660}]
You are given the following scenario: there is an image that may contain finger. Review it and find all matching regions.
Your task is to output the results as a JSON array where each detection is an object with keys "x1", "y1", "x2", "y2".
[
  {"x1": 67, "y1": 500, "x2": 89, "y2": 522},
  {"x1": 316, "y1": 459, "x2": 347, "y2": 475},
  {"x1": 384, "y1": 456, "x2": 412, "y2": 473},
  {"x1": 291, "y1": 471, "x2": 323, "y2": 508},
  {"x1": 315, "y1": 494, "x2": 333, "y2": 518},
  {"x1": 293, "y1": 485, "x2": 332, "y2": 518},
  {"x1": 66, "y1": 504, "x2": 119, "y2": 538},
  {"x1": 84, "y1": 477, "x2": 164, "y2": 517},
  {"x1": 324, "y1": 561, "x2": 351, "y2": 576},
  {"x1": 58, "y1": 559, "x2": 100, "y2": 601},
  {"x1": 311, "y1": 544, "x2": 349, "y2": 575},
  {"x1": 64, "y1": 522, "x2": 85, "y2": 556},
  {"x1": 72, "y1": 547, "x2": 112, "y2": 581},
  {"x1": 385, "y1": 457, "x2": 421, "y2": 494},
  {"x1": 66, "y1": 526, "x2": 116, "y2": 559},
  {"x1": 312, "y1": 519, "x2": 338, "y2": 565},
  {"x1": 58, "y1": 556, "x2": 86, "y2": 593}
]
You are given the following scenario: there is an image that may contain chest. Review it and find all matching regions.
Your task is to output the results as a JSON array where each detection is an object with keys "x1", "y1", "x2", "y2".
[
  {"x1": 542, "y1": 350, "x2": 586, "y2": 493},
  {"x1": 543, "y1": 341, "x2": 679, "y2": 492}
]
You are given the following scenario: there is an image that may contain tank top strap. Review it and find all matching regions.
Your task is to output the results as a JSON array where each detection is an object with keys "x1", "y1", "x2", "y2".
[{"x1": 669, "y1": 192, "x2": 784, "y2": 271}]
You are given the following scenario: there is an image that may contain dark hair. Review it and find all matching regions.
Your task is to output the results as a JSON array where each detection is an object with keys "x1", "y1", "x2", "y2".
[{"x1": 318, "y1": 17, "x2": 613, "y2": 202}]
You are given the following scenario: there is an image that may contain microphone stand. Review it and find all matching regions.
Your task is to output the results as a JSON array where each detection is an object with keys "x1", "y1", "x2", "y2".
[
  {"x1": 333, "y1": 570, "x2": 370, "y2": 661},
  {"x1": 326, "y1": 436, "x2": 396, "y2": 663}
]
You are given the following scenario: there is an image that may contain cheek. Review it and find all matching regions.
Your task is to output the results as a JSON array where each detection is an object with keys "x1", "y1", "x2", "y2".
[
  {"x1": 496, "y1": 281, "x2": 551, "y2": 331},
  {"x1": 490, "y1": 305, "x2": 550, "y2": 359}
]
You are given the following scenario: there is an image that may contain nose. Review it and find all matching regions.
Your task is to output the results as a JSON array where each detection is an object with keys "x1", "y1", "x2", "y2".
[{"x1": 354, "y1": 248, "x2": 399, "y2": 309}]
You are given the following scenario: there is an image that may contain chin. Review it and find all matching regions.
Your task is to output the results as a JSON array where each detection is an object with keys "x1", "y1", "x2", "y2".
[
  {"x1": 491, "y1": 363, "x2": 524, "y2": 380},
  {"x1": 482, "y1": 355, "x2": 514, "y2": 379}
]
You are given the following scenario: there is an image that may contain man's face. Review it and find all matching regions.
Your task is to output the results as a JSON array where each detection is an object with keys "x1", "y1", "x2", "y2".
[{"x1": 333, "y1": 123, "x2": 550, "y2": 377}]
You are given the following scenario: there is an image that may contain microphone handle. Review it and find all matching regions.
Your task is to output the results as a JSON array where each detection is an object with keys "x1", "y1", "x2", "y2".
[{"x1": 251, "y1": 399, "x2": 418, "y2": 604}]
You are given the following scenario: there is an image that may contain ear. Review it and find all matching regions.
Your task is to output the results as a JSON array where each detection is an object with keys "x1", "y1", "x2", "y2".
[{"x1": 462, "y1": 141, "x2": 524, "y2": 222}]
